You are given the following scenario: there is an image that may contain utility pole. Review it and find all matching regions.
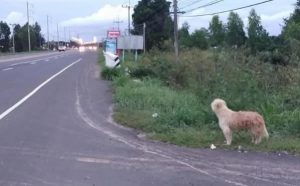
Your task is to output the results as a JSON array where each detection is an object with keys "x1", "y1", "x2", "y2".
[
  {"x1": 122, "y1": 0, "x2": 131, "y2": 35},
  {"x1": 47, "y1": 15, "x2": 49, "y2": 50},
  {"x1": 39, "y1": 33, "x2": 42, "y2": 48},
  {"x1": 128, "y1": 0, "x2": 131, "y2": 35},
  {"x1": 27, "y1": 1, "x2": 31, "y2": 52},
  {"x1": 113, "y1": 17, "x2": 123, "y2": 31},
  {"x1": 68, "y1": 28, "x2": 71, "y2": 42},
  {"x1": 0, "y1": 25, "x2": 3, "y2": 40},
  {"x1": 56, "y1": 23, "x2": 59, "y2": 48},
  {"x1": 143, "y1": 23, "x2": 146, "y2": 54},
  {"x1": 12, "y1": 29, "x2": 15, "y2": 53},
  {"x1": 173, "y1": 0, "x2": 179, "y2": 61},
  {"x1": 10, "y1": 24, "x2": 16, "y2": 53},
  {"x1": 64, "y1": 27, "x2": 66, "y2": 44},
  {"x1": 171, "y1": 2, "x2": 184, "y2": 61}
]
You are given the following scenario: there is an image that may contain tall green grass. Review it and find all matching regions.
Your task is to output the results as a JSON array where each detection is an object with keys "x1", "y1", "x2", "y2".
[{"x1": 106, "y1": 48, "x2": 300, "y2": 153}]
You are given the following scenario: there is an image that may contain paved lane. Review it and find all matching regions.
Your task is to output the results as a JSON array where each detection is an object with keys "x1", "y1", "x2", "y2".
[
  {"x1": 0, "y1": 51, "x2": 78, "y2": 115},
  {"x1": 0, "y1": 51, "x2": 222, "y2": 186}
]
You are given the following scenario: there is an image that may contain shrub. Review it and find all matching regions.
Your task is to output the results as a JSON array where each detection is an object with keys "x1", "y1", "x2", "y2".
[
  {"x1": 129, "y1": 66, "x2": 155, "y2": 79},
  {"x1": 101, "y1": 67, "x2": 122, "y2": 80}
]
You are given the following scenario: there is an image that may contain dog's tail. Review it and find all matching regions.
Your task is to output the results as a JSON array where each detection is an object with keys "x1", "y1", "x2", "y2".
[
  {"x1": 258, "y1": 115, "x2": 269, "y2": 139},
  {"x1": 263, "y1": 124, "x2": 269, "y2": 139}
]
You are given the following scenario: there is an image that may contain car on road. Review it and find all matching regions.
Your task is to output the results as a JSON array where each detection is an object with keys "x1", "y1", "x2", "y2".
[{"x1": 58, "y1": 45, "x2": 66, "y2": 52}]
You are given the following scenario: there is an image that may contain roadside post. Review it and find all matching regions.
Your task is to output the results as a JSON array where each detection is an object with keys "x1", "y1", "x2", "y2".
[{"x1": 103, "y1": 51, "x2": 120, "y2": 68}]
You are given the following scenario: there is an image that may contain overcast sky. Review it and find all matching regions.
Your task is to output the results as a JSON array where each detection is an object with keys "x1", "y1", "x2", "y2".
[{"x1": 0, "y1": 0, "x2": 296, "y2": 42}]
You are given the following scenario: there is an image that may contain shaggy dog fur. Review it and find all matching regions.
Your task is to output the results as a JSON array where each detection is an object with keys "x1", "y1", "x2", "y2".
[{"x1": 211, "y1": 98, "x2": 269, "y2": 145}]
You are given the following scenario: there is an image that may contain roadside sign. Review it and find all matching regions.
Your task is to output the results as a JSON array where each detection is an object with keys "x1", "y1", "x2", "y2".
[
  {"x1": 107, "y1": 31, "x2": 120, "y2": 38},
  {"x1": 106, "y1": 30, "x2": 121, "y2": 56},
  {"x1": 117, "y1": 36, "x2": 144, "y2": 50},
  {"x1": 105, "y1": 38, "x2": 117, "y2": 54}
]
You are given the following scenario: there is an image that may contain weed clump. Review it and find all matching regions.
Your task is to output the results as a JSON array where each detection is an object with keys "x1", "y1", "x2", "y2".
[{"x1": 101, "y1": 67, "x2": 122, "y2": 80}]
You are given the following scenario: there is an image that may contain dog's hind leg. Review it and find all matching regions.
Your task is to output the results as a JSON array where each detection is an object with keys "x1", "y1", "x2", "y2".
[
  {"x1": 250, "y1": 127, "x2": 260, "y2": 144},
  {"x1": 255, "y1": 136, "x2": 262, "y2": 144},
  {"x1": 251, "y1": 135, "x2": 255, "y2": 143}
]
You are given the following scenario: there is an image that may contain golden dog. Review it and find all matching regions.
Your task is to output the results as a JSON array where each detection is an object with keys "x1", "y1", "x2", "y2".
[{"x1": 211, "y1": 98, "x2": 269, "y2": 145}]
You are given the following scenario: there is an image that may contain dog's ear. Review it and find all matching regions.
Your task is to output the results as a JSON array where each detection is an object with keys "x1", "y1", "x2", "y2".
[{"x1": 216, "y1": 103, "x2": 222, "y2": 109}]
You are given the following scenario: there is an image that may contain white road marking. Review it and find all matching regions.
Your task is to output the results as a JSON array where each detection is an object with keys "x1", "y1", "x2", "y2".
[
  {"x1": 0, "y1": 58, "x2": 81, "y2": 121},
  {"x1": 2, "y1": 67, "x2": 14, "y2": 71},
  {"x1": 76, "y1": 157, "x2": 111, "y2": 164},
  {"x1": 11, "y1": 58, "x2": 42, "y2": 66},
  {"x1": 9, "y1": 54, "x2": 64, "y2": 67},
  {"x1": 10, "y1": 61, "x2": 29, "y2": 66},
  {"x1": 30, "y1": 62, "x2": 36, "y2": 65}
]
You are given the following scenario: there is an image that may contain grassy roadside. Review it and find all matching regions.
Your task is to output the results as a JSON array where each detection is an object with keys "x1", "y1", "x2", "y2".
[{"x1": 99, "y1": 49, "x2": 300, "y2": 154}]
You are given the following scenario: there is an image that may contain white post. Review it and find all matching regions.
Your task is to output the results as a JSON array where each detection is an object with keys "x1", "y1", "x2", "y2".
[
  {"x1": 143, "y1": 23, "x2": 146, "y2": 54},
  {"x1": 122, "y1": 49, "x2": 125, "y2": 62}
]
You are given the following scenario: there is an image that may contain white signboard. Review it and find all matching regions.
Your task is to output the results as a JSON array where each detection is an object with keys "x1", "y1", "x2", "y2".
[{"x1": 117, "y1": 36, "x2": 144, "y2": 50}]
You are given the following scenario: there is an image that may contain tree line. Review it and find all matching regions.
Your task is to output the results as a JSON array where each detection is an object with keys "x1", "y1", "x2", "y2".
[
  {"x1": 178, "y1": 10, "x2": 267, "y2": 51},
  {"x1": 0, "y1": 21, "x2": 45, "y2": 52},
  {"x1": 132, "y1": 0, "x2": 300, "y2": 65}
]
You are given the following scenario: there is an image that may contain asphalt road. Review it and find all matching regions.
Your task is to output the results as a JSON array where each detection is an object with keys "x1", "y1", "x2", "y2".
[{"x1": 0, "y1": 50, "x2": 299, "y2": 186}]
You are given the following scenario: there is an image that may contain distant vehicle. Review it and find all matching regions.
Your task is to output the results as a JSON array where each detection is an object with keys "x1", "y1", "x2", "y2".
[{"x1": 58, "y1": 45, "x2": 66, "y2": 52}]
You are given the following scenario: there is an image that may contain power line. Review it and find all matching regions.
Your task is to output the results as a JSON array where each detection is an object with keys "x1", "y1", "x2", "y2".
[
  {"x1": 183, "y1": 0, "x2": 224, "y2": 13},
  {"x1": 178, "y1": 0, "x2": 196, "y2": 4},
  {"x1": 179, "y1": 0, "x2": 205, "y2": 9},
  {"x1": 181, "y1": 0, "x2": 274, "y2": 17},
  {"x1": 113, "y1": 17, "x2": 123, "y2": 31},
  {"x1": 177, "y1": 0, "x2": 196, "y2": 5}
]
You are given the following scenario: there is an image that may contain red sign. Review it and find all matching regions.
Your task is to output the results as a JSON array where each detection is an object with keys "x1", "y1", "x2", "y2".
[{"x1": 107, "y1": 31, "x2": 120, "y2": 38}]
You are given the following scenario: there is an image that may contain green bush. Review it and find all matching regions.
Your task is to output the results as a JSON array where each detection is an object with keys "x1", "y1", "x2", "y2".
[
  {"x1": 101, "y1": 67, "x2": 122, "y2": 80},
  {"x1": 129, "y1": 67, "x2": 154, "y2": 79}
]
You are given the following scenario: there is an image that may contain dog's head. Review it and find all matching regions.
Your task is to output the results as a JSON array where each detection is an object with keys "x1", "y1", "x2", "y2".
[{"x1": 211, "y1": 98, "x2": 227, "y2": 113}]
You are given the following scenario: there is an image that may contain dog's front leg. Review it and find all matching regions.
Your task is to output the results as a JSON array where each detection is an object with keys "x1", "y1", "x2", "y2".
[{"x1": 221, "y1": 126, "x2": 232, "y2": 145}]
